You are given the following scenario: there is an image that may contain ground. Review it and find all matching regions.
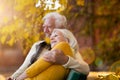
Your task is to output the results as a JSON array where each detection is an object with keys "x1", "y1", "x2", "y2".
[{"x1": 0, "y1": 71, "x2": 114, "y2": 80}]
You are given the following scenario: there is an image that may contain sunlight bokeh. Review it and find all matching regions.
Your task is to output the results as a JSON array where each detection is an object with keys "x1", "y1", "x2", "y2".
[
  {"x1": 110, "y1": 60, "x2": 120, "y2": 73},
  {"x1": 0, "y1": 74, "x2": 5, "y2": 80},
  {"x1": 0, "y1": 0, "x2": 120, "y2": 80},
  {"x1": 80, "y1": 47, "x2": 95, "y2": 64},
  {"x1": 0, "y1": 0, "x2": 13, "y2": 25}
]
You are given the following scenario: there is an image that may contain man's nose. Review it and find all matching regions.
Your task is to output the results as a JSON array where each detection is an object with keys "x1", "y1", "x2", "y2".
[{"x1": 44, "y1": 27, "x2": 49, "y2": 33}]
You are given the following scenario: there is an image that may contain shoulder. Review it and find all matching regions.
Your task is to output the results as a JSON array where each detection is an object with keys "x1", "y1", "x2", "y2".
[
  {"x1": 56, "y1": 42, "x2": 69, "y2": 46},
  {"x1": 52, "y1": 42, "x2": 74, "y2": 57},
  {"x1": 54, "y1": 42, "x2": 70, "y2": 48},
  {"x1": 52, "y1": 42, "x2": 71, "y2": 52}
]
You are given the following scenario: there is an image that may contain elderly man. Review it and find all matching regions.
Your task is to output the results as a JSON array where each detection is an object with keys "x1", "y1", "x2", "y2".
[{"x1": 8, "y1": 12, "x2": 89, "y2": 80}]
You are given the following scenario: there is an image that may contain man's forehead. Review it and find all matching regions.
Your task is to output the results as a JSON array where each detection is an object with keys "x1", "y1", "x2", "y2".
[
  {"x1": 46, "y1": 17, "x2": 55, "y2": 21},
  {"x1": 44, "y1": 18, "x2": 55, "y2": 25}
]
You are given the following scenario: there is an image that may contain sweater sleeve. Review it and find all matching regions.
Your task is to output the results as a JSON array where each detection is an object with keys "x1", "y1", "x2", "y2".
[
  {"x1": 11, "y1": 41, "x2": 42, "y2": 79},
  {"x1": 62, "y1": 52, "x2": 90, "y2": 75},
  {"x1": 26, "y1": 42, "x2": 74, "y2": 78}
]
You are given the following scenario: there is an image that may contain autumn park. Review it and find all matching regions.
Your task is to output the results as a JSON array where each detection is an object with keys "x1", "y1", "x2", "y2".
[{"x1": 0, "y1": 0, "x2": 120, "y2": 80}]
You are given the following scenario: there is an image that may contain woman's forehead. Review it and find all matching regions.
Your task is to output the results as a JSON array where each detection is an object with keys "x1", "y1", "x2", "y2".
[{"x1": 53, "y1": 30, "x2": 62, "y2": 35}]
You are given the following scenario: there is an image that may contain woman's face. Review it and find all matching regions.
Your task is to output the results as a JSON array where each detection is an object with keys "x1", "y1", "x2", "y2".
[{"x1": 50, "y1": 30, "x2": 68, "y2": 48}]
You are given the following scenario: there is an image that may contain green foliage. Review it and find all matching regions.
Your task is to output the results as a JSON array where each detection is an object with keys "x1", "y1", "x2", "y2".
[{"x1": 92, "y1": 0, "x2": 120, "y2": 70}]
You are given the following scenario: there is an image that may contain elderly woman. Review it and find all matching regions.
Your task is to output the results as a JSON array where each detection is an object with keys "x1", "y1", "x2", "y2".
[{"x1": 15, "y1": 29, "x2": 85, "y2": 80}]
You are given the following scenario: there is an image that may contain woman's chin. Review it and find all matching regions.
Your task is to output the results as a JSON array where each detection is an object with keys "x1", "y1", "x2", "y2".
[{"x1": 51, "y1": 43, "x2": 56, "y2": 48}]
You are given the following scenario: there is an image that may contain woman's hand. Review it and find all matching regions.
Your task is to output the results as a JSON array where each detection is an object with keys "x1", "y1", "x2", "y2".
[{"x1": 16, "y1": 71, "x2": 27, "y2": 80}]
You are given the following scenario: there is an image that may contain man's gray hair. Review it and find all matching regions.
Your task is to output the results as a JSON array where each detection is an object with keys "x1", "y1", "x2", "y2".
[{"x1": 42, "y1": 12, "x2": 67, "y2": 28}]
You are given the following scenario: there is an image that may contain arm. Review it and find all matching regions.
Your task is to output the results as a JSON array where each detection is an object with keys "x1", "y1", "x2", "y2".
[
  {"x1": 43, "y1": 50, "x2": 90, "y2": 75},
  {"x1": 63, "y1": 52, "x2": 90, "y2": 75},
  {"x1": 25, "y1": 42, "x2": 74, "y2": 78},
  {"x1": 16, "y1": 71, "x2": 27, "y2": 80},
  {"x1": 10, "y1": 41, "x2": 42, "y2": 79},
  {"x1": 15, "y1": 51, "x2": 54, "y2": 80}
]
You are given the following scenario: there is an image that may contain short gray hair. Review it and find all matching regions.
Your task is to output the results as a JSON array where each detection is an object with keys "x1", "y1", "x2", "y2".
[{"x1": 42, "y1": 12, "x2": 67, "y2": 28}]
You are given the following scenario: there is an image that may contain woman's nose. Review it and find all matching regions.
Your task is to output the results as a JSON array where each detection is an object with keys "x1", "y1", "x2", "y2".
[
  {"x1": 50, "y1": 36, "x2": 53, "y2": 40},
  {"x1": 50, "y1": 35, "x2": 54, "y2": 41}
]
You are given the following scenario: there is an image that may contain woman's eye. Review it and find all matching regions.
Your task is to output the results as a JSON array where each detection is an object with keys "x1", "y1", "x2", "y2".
[
  {"x1": 54, "y1": 35, "x2": 57, "y2": 37},
  {"x1": 54, "y1": 34, "x2": 58, "y2": 37}
]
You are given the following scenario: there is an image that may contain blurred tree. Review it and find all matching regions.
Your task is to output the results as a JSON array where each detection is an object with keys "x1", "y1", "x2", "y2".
[
  {"x1": 92, "y1": 0, "x2": 120, "y2": 70},
  {"x1": 0, "y1": 0, "x2": 43, "y2": 55},
  {"x1": 0, "y1": 0, "x2": 120, "y2": 71},
  {"x1": 0, "y1": 0, "x2": 84, "y2": 56}
]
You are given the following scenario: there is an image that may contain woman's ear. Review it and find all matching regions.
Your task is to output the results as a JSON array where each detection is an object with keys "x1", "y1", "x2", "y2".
[{"x1": 65, "y1": 38, "x2": 69, "y2": 43}]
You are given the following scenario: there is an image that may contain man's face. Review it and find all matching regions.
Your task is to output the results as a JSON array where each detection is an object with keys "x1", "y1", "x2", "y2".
[{"x1": 43, "y1": 18, "x2": 55, "y2": 37}]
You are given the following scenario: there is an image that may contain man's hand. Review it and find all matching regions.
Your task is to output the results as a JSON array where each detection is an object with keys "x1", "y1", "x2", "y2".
[
  {"x1": 7, "y1": 77, "x2": 13, "y2": 80},
  {"x1": 43, "y1": 49, "x2": 69, "y2": 65}
]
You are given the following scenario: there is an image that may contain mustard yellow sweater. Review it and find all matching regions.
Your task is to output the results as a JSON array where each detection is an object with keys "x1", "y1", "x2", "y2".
[{"x1": 26, "y1": 42, "x2": 74, "y2": 80}]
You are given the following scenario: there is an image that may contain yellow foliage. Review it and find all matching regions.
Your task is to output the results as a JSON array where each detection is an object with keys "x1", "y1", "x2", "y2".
[
  {"x1": 28, "y1": 7, "x2": 37, "y2": 15},
  {"x1": 106, "y1": 74, "x2": 119, "y2": 80},
  {"x1": 23, "y1": 32, "x2": 29, "y2": 39},
  {"x1": 3, "y1": 17, "x2": 9, "y2": 23},
  {"x1": 98, "y1": 73, "x2": 120, "y2": 80},
  {"x1": 0, "y1": 36, "x2": 6, "y2": 44},
  {"x1": 14, "y1": 0, "x2": 34, "y2": 11},
  {"x1": 7, "y1": 37, "x2": 15, "y2": 46},
  {"x1": 0, "y1": 5, "x2": 4, "y2": 12},
  {"x1": 13, "y1": 15, "x2": 17, "y2": 20},
  {"x1": 14, "y1": 4, "x2": 24, "y2": 11},
  {"x1": 26, "y1": 23, "x2": 31, "y2": 27},
  {"x1": 58, "y1": 0, "x2": 67, "y2": 12},
  {"x1": 76, "y1": 0, "x2": 84, "y2": 6},
  {"x1": 0, "y1": 75, "x2": 5, "y2": 80},
  {"x1": 33, "y1": 34, "x2": 40, "y2": 42},
  {"x1": 0, "y1": 0, "x2": 77, "y2": 55},
  {"x1": 1, "y1": 27, "x2": 9, "y2": 34},
  {"x1": 44, "y1": 37, "x2": 50, "y2": 44},
  {"x1": 80, "y1": 47, "x2": 95, "y2": 64}
]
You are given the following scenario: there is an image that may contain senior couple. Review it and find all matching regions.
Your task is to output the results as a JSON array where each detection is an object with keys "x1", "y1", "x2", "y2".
[{"x1": 8, "y1": 12, "x2": 90, "y2": 80}]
